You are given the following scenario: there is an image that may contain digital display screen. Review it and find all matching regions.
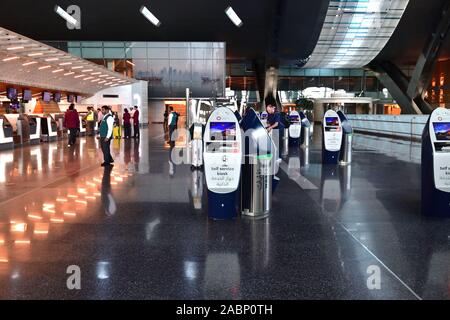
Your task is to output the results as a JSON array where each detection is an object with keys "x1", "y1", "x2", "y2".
[
  {"x1": 67, "y1": 94, "x2": 75, "y2": 103},
  {"x1": 42, "y1": 92, "x2": 51, "y2": 102},
  {"x1": 433, "y1": 122, "x2": 450, "y2": 141},
  {"x1": 210, "y1": 122, "x2": 236, "y2": 141},
  {"x1": 325, "y1": 117, "x2": 339, "y2": 127},
  {"x1": 54, "y1": 92, "x2": 62, "y2": 102},
  {"x1": 76, "y1": 96, "x2": 83, "y2": 103},
  {"x1": 289, "y1": 115, "x2": 300, "y2": 122},
  {"x1": 7, "y1": 88, "x2": 17, "y2": 100},
  {"x1": 22, "y1": 90, "x2": 32, "y2": 102},
  {"x1": 260, "y1": 113, "x2": 268, "y2": 120}
]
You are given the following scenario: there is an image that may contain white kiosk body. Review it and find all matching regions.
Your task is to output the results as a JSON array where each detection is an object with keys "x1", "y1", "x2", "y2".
[
  {"x1": 288, "y1": 111, "x2": 301, "y2": 139},
  {"x1": 322, "y1": 110, "x2": 343, "y2": 164},
  {"x1": 203, "y1": 107, "x2": 242, "y2": 219},
  {"x1": 260, "y1": 111, "x2": 268, "y2": 128}
]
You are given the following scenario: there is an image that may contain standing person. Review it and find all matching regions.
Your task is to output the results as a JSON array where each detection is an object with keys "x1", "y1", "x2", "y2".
[
  {"x1": 132, "y1": 106, "x2": 140, "y2": 139},
  {"x1": 163, "y1": 108, "x2": 169, "y2": 132},
  {"x1": 85, "y1": 107, "x2": 95, "y2": 136},
  {"x1": 97, "y1": 108, "x2": 104, "y2": 126},
  {"x1": 265, "y1": 95, "x2": 285, "y2": 158},
  {"x1": 167, "y1": 106, "x2": 179, "y2": 147},
  {"x1": 99, "y1": 106, "x2": 114, "y2": 167},
  {"x1": 123, "y1": 108, "x2": 131, "y2": 139},
  {"x1": 64, "y1": 103, "x2": 80, "y2": 147}
]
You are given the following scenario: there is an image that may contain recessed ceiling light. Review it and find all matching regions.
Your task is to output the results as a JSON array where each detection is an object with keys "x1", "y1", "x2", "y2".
[
  {"x1": 59, "y1": 62, "x2": 72, "y2": 66},
  {"x1": 38, "y1": 65, "x2": 51, "y2": 70},
  {"x1": 7, "y1": 46, "x2": 24, "y2": 51},
  {"x1": 91, "y1": 72, "x2": 101, "y2": 75},
  {"x1": 54, "y1": 5, "x2": 78, "y2": 26},
  {"x1": 74, "y1": 74, "x2": 84, "y2": 78},
  {"x1": 91, "y1": 79, "x2": 100, "y2": 82},
  {"x1": 22, "y1": 61, "x2": 38, "y2": 66},
  {"x1": 83, "y1": 77, "x2": 94, "y2": 81},
  {"x1": 225, "y1": 6, "x2": 243, "y2": 27},
  {"x1": 140, "y1": 6, "x2": 161, "y2": 27},
  {"x1": 45, "y1": 58, "x2": 59, "y2": 61},
  {"x1": 3, "y1": 56, "x2": 20, "y2": 62},
  {"x1": 99, "y1": 75, "x2": 109, "y2": 78},
  {"x1": 72, "y1": 66, "x2": 84, "y2": 69},
  {"x1": 82, "y1": 69, "x2": 94, "y2": 72},
  {"x1": 52, "y1": 69, "x2": 64, "y2": 73},
  {"x1": 64, "y1": 72, "x2": 75, "y2": 76},
  {"x1": 28, "y1": 52, "x2": 44, "y2": 57}
]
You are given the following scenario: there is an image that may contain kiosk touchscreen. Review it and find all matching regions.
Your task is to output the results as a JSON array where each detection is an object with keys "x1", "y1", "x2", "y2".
[
  {"x1": 422, "y1": 107, "x2": 450, "y2": 217},
  {"x1": 288, "y1": 111, "x2": 301, "y2": 146},
  {"x1": 203, "y1": 107, "x2": 242, "y2": 220},
  {"x1": 322, "y1": 110, "x2": 343, "y2": 164},
  {"x1": 260, "y1": 111, "x2": 268, "y2": 128}
]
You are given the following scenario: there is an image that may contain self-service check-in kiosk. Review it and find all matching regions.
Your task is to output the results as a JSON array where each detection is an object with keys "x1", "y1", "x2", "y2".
[
  {"x1": 40, "y1": 115, "x2": 58, "y2": 142},
  {"x1": 28, "y1": 115, "x2": 41, "y2": 144},
  {"x1": 337, "y1": 110, "x2": 353, "y2": 165},
  {"x1": 322, "y1": 110, "x2": 343, "y2": 165},
  {"x1": 240, "y1": 108, "x2": 277, "y2": 218},
  {"x1": 0, "y1": 115, "x2": 14, "y2": 150},
  {"x1": 204, "y1": 107, "x2": 242, "y2": 220},
  {"x1": 288, "y1": 111, "x2": 301, "y2": 147},
  {"x1": 422, "y1": 107, "x2": 450, "y2": 217},
  {"x1": 299, "y1": 111, "x2": 311, "y2": 147},
  {"x1": 79, "y1": 115, "x2": 86, "y2": 136}
]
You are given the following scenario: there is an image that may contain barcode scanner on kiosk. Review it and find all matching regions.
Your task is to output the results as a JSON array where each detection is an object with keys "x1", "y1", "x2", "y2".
[
  {"x1": 322, "y1": 110, "x2": 343, "y2": 165},
  {"x1": 203, "y1": 107, "x2": 242, "y2": 220},
  {"x1": 422, "y1": 107, "x2": 450, "y2": 217}
]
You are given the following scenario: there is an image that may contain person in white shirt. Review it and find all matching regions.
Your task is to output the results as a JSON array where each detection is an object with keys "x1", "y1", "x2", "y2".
[{"x1": 99, "y1": 106, "x2": 115, "y2": 167}]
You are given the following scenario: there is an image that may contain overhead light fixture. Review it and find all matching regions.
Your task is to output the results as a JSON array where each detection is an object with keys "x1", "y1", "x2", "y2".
[
  {"x1": 91, "y1": 72, "x2": 101, "y2": 75},
  {"x1": 98, "y1": 80, "x2": 107, "y2": 84},
  {"x1": 7, "y1": 46, "x2": 24, "y2": 51},
  {"x1": 45, "y1": 58, "x2": 59, "y2": 62},
  {"x1": 52, "y1": 69, "x2": 64, "y2": 73},
  {"x1": 22, "y1": 61, "x2": 38, "y2": 66},
  {"x1": 91, "y1": 79, "x2": 100, "y2": 83},
  {"x1": 82, "y1": 69, "x2": 94, "y2": 72},
  {"x1": 83, "y1": 77, "x2": 94, "y2": 81},
  {"x1": 74, "y1": 74, "x2": 84, "y2": 78},
  {"x1": 99, "y1": 75, "x2": 109, "y2": 78},
  {"x1": 72, "y1": 66, "x2": 84, "y2": 69},
  {"x1": 59, "y1": 62, "x2": 72, "y2": 66},
  {"x1": 54, "y1": 5, "x2": 78, "y2": 26},
  {"x1": 140, "y1": 6, "x2": 161, "y2": 27},
  {"x1": 3, "y1": 56, "x2": 19, "y2": 62},
  {"x1": 38, "y1": 65, "x2": 51, "y2": 70},
  {"x1": 225, "y1": 6, "x2": 243, "y2": 27},
  {"x1": 64, "y1": 72, "x2": 75, "y2": 76},
  {"x1": 28, "y1": 52, "x2": 44, "y2": 57}
]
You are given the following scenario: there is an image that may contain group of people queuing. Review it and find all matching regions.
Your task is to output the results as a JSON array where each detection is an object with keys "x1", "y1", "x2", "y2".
[{"x1": 64, "y1": 104, "x2": 141, "y2": 167}]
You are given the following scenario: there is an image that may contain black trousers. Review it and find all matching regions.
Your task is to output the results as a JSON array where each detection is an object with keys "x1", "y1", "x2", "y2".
[
  {"x1": 169, "y1": 125, "x2": 177, "y2": 145},
  {"x1": 133, "y1": 124, "x2": 140, "y2": 138},
  {"x1": 100, "y1": 137, "x2": 114, "y2": 164},
  {"x1": 124, "y1": 123, "x2": 131, "y2": 138},
  {"x1": 68, "y1": 128, "x2": 78, "y2": 145}
]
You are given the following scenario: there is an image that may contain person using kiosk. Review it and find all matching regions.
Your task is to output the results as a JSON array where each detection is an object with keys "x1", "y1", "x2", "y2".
[
  {"x1": 203, "y1": 107, "x2": 242, "y2": 220},
  {"x1": 322, "y1": 109, "x2": 343, "y2": 164},
  {"x1": 422, "y1": 107, "x2": 450, "y2": 217},
  {"x1": 265, "y1": 95, "x2": 285, "y2": 158}
]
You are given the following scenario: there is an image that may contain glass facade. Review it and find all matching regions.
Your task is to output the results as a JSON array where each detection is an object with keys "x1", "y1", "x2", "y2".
[{"x1": 47, "y1": 41, "x2": 226, "y2": 98}]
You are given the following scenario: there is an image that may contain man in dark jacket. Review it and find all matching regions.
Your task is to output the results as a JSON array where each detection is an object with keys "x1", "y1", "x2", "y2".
[
  {"x1": 64, "y1": 104, "x2": 80, "y2": 147},
  {"x1": 133, "y1": 106, "x2": 140, "y2": 139}
]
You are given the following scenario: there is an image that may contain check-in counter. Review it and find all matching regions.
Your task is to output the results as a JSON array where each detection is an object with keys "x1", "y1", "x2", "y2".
[
  {"x1": 0, "y1": 115, "x2": 14, "y2": 150},
  {"x1": 40, "y1": 114, "x2": 58, "y2": 142}
]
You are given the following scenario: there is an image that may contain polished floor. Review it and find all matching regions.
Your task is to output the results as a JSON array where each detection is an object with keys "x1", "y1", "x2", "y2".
[{"x1": 0, "y1": 125, "x2": 448, "y2": 300}]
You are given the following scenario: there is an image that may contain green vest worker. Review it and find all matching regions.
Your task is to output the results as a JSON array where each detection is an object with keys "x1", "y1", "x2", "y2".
[{"x1": 99, "y1": 105, "x2": 115, "y2": 167}]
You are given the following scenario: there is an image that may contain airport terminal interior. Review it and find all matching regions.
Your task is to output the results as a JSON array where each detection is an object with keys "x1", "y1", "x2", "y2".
[{"x1": 0, "y1": 0, "x2": 450, "y2": 300}]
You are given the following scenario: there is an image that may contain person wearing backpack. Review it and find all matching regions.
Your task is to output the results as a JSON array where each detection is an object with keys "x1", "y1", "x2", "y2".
[{"x1": 167, "y1": 106, "x2": 179, "y2": 147}]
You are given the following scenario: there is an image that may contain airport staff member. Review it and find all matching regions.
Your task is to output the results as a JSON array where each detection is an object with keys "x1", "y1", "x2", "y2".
[
  {"x1": 85, "y1": 107, "x2": 96, "y2": 136},
  {"x1": 133, "y1": 106, "x2": 140, "y2": 139},
  {"x1": 64, "y1": 103, "x2": 80, "y2": 147},
  {"x1": 99, "y1": 106, "x2": 115, "y2": 167},
  {"x1": 265, "y1": 96, "x2": 285, "y2": 158}
]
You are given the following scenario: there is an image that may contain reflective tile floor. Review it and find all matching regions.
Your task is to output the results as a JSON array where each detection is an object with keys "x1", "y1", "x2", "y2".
[{"x1": 0, "y1": 125, "x2": 448, "y2": 300}]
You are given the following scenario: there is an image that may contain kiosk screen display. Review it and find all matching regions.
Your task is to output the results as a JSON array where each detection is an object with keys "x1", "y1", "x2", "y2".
[
  {"x1": 42, "y1": 92, "x2": 51, "y2": 102},
  {"x1": 260, "y1": 113, "x2": 268, "y2": 120},
  {"x1": 325, "y1": 117, "x2": 339, "y2": 127},
  {"x1": 210, "y1": 122, "x2": 236, "y2": 141},
  {"x1": 289, "y1": 115, "x2": 300, "y2": 122},
  {"x1": 54, "y1": 92, "x2": 62, "y2": 102},
  {"x1": 433, "y1": 122, "x2": 450, "y2": 141},
  {"x1": 7, "y1": 88, "x2": 17, "y2": 100},
  {"x1": 22, "y1": 90, "x2": 32, "y2": 102},
  {"x1": 67, "y1": 95, "x2": 75, "y2": 103}
]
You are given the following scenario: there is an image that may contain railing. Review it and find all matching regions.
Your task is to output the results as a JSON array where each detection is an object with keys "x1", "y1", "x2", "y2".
[{"x1": 346, "y1": 115, "x2": 428, "y2": 141}]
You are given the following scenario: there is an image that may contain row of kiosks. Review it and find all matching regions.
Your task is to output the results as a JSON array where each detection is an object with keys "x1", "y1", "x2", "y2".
[
  {"x1": 422, "y1": 107, "x2": 450, "y2": 217},
  {"x1": 322, "y1": 109, "x2": 353, "y2": 165}
]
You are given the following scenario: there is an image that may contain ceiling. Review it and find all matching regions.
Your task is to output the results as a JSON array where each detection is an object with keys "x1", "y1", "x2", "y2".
[{"x1": 0, "y1": 0, "x2": 448, "y2": 68}]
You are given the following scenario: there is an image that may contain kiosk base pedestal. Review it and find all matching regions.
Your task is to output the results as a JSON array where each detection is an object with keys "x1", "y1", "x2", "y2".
[
  {"x1": 323, "y1": 150, "x2": 340, "y2": 165},
  {"x1": 289, "y1": 138, "x2": 300, "y2": 148},
  {"x1": 207, "y1": 191, "x2": 237, "y2": 220}
]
